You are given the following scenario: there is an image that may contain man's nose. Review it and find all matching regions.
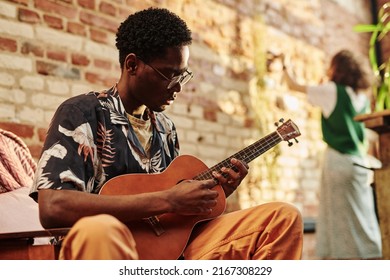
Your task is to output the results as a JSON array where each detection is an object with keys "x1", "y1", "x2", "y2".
[{"x1": 171, "y1": 82, "x2": 182, "y2": 93}]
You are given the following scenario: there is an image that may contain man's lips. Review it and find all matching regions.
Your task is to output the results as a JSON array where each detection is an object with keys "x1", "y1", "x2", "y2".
[
  {"x1": 165, "y1": 94, "x2": 176, "y2": 104},
  {"x1": 165, "y1": 99, "x2": 174, "y2": 105}
]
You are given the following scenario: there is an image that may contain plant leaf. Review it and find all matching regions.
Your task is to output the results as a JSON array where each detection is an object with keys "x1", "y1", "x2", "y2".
[{"x1": 353, "y1": 24, "x2": 380, "y2": 33}]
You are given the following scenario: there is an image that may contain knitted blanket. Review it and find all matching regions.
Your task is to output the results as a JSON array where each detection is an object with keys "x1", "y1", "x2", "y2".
[{"x1": 0, "y1": 128, "x2": 37, "y2": 193}]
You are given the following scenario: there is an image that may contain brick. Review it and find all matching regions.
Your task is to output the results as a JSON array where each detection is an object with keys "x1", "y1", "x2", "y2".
[
  {"x1": 118, "y1": 7, "x2": 136, "y2": 19},
  {"x1": 84, "y1": 40, "x2": 117, "y2": 60},
  {"x1": 99, "y1": 1, "x2": 116, "y2": 16},
  {"x1": 178, "y1": 142, "x2": 198, "y2": 155},
  {"x1": 0, "y1": 72, "x2": 15, "y2": 86},
  {"x1": 0, "y1": 37, "x2": 17, "y2": 52},
  {"x1": 224, "y1": 126, "x2": 250, "y2": 137},
  {"x1": 72, "y1": 53, "x2": 90, "y2": 66},
  {"x1": 8, "y1": 0, "x2": 28, "y2": 6},
  {"x1": 303, "y1": 169, "x2": 321, "y2": 181},
  {"x1": 216, "y1": 111, "x2": 231, "y2": 125},
  {"x1": 169, "y1": 102, "x2": 188, "y2": 116},
  {"x1": 36, "y1": 26, "x2": 83, "y2": 51},
  {"x1": 13, "y1": 89, "x2": 27, "y2": 104},
  {"x1": 184, "y1": 130, "x2": 201, "y2": 143},
  {"x1": 113, "y1": 63, "x2": 121, "y2": 73},
  {"x1": 31, "y1": 93, "x2": 66, "y2": 108},
  {"x1": 35, "y1": 0, "x2": 78, "y2": 19},
  {"x1": 18, "y1": 8, "x2": 40, "y2": 23},
  {"x1": 90, "y1": 28, "x2": 108, "y2": 44},
  {"x1": 187, "y1": 130, "x2": 215, "y2": 145},
  {"x1": 0, "y1": 87, "x2": 15, "y2": 103},
  {"x1": 21, "y1": 42, "x2": 44, "y2": 57},
  {"x1": 0, "y1": 18, "x2": 34, "y2": 39},
  {"x1": 216, "y1": 134, "x2": 231, "y2": 147},
  {"x1": 44, "y1": 110, "x2": 56, "y2": 124},
  {"x1": 0, "y1": 122, "x2": 34, "y2": 138},
  {"x1": 0, "y1": 1, "x2": 17, "y2": 18},
  {"x1": 43, "y1": 14, "x2": 63, "y2": 29},
  {"x1": 78, "y1": 0, "x2": 95, "y2": 10},
  {"x1": 36, "y1": 60, "x2": 80, "y2": 80},
  {"x1": 169, "y1": 115, "x2": 194, "y2": 130},
  {"x1": 195, "y1": 119, "x2": 224, "y2": 133},
  {"x1": 203, "y1": 108, "x2": 217, "y2": 122},
  {"x1": 80, "y1": 11, "x2": 119, "y2": 32},
  {"x1": 47, "y1": 79, "x2": 70, "y2": 95},
  {"x1": 18, "y1": 106, "x2": 45, "y2": 124},
  {"x1": 47, "y1": 49, "x2": 67, "y2": 62},
  {"x1": 0, "y1": 104, "x2": 16, "y2": 119},
  {"x1": 28, "y1": 144, "x2": 43, "y2": 159},
  {"x1": 19, "y1": 75, "x2": 44, "y2": 90},
  {"x1": 187, "y1": 105, "x2": 204, "y2": 119},
  {"x1": 0, "y1": 53, "x2": 33, "y2": 72},
  {"x1": 93, "y1": 58, "x2": 111, "y2": 69},
  {"x1": 71, "y1": 83, "x2": 91, "y2": 96},
  {"x1": 124, "y1": 0, "x2": 151, "y2": 11},
  {"x1": 67, "y1": 22, "x2": 87, "y2": 36},
  {"x1": 197, "y1": 144, "x2": 227, "y2": 160},
  {"x1": 244, "y1": 117, "x2": 255, "y2": 128},
  {"x1": 37, "y1": 127, "x2": 47, "y2": 142},
  {"x1": 85, "y1": 71, "x2": 116, "y2": 87}
]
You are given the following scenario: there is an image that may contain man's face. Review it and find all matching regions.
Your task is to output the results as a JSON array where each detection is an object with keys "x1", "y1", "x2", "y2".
[{"x1": 131, "y1": 46, "x2": 191, "y2": 112}]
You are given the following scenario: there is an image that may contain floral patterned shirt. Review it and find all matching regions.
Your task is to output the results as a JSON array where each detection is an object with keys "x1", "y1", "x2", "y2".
[{"x1": 30, "y1": 86, "x2": 179, "y2": 200}]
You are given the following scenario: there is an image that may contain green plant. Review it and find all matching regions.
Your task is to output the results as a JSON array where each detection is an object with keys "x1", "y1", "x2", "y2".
[
  {"x1": 354, "y1": 2, "x2": 390, "y2": 111},
  {"x1": 247, "y1": 17, "x2": 281, "y2": 202}
]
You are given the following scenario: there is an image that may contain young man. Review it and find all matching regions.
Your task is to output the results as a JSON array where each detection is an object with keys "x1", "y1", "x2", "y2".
[{"x1": 30, "y1": 7, "x2": 303, "y2": 260}]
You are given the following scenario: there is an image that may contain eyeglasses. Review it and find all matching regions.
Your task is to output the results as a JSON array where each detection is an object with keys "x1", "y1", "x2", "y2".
[{"x1": 138, "y1": 57, "x2": 193, "y2": 90}]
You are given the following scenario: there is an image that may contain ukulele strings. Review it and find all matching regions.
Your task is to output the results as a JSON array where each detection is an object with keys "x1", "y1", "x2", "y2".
[{"x1": 194, "y1": 131, "x2": 281, "y2": 181}]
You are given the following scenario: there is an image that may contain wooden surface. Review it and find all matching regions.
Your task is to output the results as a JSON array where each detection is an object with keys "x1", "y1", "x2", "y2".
[
  {"x1": 0, "y1": 228, "x2": 69, "y2": 260},
  {"x1": 0, "y1": 243, "x2": 60, "y2": 260},
  {"x1": 356, "y1": 110, "x2": 390, "y2": 259},
  {"x1": 0, "y1": 228, "x2": 69, "y2": 240}
]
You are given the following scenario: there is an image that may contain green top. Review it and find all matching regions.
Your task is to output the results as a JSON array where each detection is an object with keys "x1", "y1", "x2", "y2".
[{"x1": 321, "y1": 84, "x2": 369, "y2": 156}]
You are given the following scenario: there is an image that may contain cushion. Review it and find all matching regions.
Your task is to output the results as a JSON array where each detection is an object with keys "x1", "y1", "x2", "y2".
[
  {"x1": 0, "y1": 186, "x2": 44, "y2": 234},
  {"x1": 0, "y1": 129, "x2": 37, "y2": 193}
]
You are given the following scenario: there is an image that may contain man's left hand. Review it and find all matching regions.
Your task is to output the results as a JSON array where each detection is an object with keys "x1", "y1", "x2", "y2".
[{"x1": 212, "y1": 158, "x2": 249, "y2": 197}]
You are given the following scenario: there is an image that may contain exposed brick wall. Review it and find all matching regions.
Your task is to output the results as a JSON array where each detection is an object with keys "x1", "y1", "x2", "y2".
[
  {"x1": 0, "y1": 0, "x2": 377, "y2": 258},
  {"x1": 376, "y1": 0, "x2": 390, "y2": 62}
]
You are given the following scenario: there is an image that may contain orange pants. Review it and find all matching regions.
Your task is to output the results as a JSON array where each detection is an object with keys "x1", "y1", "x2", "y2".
[{"x1": 59, "y1": 202, "x2": 303, "y2": 260}]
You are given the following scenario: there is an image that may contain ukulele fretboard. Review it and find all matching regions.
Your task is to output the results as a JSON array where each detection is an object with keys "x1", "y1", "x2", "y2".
[{"x1": 194, "y1": 131, "x2": 281, "y2": 181}]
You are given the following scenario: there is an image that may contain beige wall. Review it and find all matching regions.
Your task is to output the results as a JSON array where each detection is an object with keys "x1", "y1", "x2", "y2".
[{"x1": 0, "y1": 0, "x2": 374, "y2": 220}]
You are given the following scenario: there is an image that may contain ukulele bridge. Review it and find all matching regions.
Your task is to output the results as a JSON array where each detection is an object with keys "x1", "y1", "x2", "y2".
[{"x1": 143, "y1": 216, "x2": 165, "y2": 236}]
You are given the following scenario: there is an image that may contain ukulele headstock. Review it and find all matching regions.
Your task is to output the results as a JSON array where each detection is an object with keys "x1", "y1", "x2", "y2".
[{"x1": 275, "y1": 118, "x2": 301, "y2": 146}]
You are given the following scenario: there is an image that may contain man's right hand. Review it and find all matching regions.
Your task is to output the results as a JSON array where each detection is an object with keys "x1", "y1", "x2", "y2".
[{"x1": 166, "y1": 179, "x2": 219, "y2": 216}]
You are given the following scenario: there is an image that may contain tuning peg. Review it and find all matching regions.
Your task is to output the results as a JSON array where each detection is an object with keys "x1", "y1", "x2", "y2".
[
  {"x1": 294, "y1": 138, "x2": 299, "y2": 143},
  {"x1": 287, "y1": 140, "x2": 293, "y2": 146},
  {"x1": 275, "y1": 118, "x2": 285, "y2": 126}
]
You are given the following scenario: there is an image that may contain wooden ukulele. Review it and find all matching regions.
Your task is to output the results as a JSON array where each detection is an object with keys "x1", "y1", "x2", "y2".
[{"x1": 99, "y1": 118, "x2": 301, "y2": 259}]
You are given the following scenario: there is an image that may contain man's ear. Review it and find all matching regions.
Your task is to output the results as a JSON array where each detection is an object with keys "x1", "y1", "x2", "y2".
[{"x1": 125, "y1": 53, "x2": 137, "y2": 73}]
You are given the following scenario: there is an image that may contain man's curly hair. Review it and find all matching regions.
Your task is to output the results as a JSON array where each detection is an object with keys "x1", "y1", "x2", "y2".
[{"x1": 116, "y1": 7, "x2": 192, "y2": 68}]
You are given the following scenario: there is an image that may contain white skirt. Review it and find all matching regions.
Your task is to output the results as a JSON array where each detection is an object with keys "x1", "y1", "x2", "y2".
[{"x1": 316, "y1": 147, "x2": 382, "y2": 259}]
